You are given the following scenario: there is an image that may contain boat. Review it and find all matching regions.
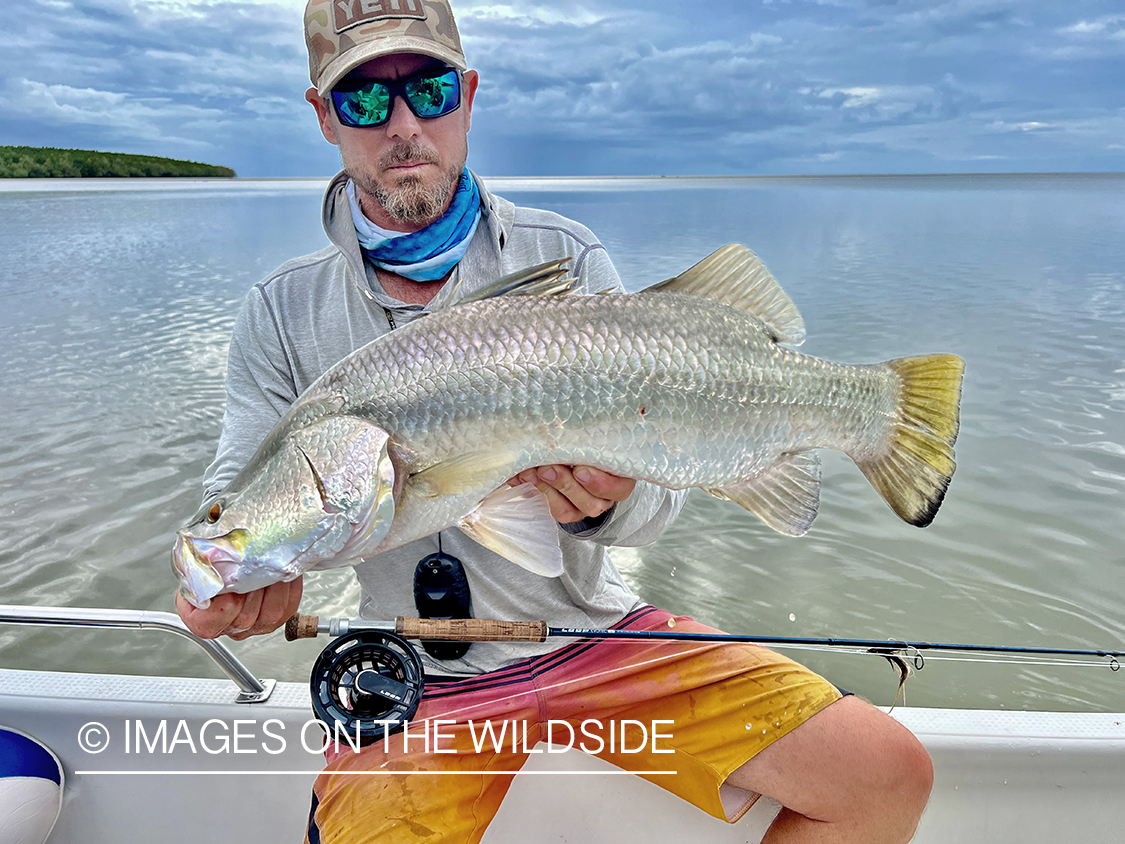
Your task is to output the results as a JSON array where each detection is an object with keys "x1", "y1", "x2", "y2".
[{"x1": 1, "y1": 604, "x2": 1122, "y2": 843}]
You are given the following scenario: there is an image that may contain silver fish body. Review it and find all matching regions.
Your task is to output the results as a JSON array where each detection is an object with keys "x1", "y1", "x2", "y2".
[
  {"x1": 333, "y1": 293, "x2": 890, "y2": 548},
  {"x1": 174, "y1": 245, "x2": 963, "y2": 606}
]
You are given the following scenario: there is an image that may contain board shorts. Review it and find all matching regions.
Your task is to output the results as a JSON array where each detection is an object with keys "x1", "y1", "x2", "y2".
[{"x1": 305, "y1": 605, "x2": 841, "y2": 844}]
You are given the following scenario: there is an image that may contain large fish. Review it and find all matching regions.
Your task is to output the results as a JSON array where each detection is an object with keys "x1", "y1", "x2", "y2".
[{"x1": 173, "y1": 245, "x2": 964, "y2": 607}]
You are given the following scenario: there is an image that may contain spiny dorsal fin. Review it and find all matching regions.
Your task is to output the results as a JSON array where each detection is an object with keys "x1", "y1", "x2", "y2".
[
  {"x1": 646, "y1": 244, "x2": 806, "y2": 346},
  {"x1": 431, "y1": 258, "x2": 579, "y2": 311}
]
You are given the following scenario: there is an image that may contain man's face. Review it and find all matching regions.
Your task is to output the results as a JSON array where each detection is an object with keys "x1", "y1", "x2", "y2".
[{"x1": 307, "y1": 53, "x2": 479, "y2": 229}]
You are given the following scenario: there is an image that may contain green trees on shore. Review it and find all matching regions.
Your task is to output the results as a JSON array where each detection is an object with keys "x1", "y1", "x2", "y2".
[{"x1": 0, "y1": 146, "x2": 236, "y2": 178}]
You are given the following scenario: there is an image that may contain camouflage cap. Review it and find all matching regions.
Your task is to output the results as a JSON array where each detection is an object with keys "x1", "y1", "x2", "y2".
[{"x1": 304, "y1": 0, "x2": 466, "y2": 96}]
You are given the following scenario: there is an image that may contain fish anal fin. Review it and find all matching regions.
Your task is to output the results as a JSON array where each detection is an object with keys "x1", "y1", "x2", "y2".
[
  {"x1": 410, "y1": 449, "x2": 520, "y2": 499},
  {"x1": 432, "y1": 259, "x2": 579, "y2": 310},
  {"x1": 458, "y1": 484, "x2": 564, "y2": 577},
  {"x1": 647, "y1": 244, "x2": 806, "y2": 346},
  {"x1": 708, "y1": 452, "x2": 821, "y2": 536}
]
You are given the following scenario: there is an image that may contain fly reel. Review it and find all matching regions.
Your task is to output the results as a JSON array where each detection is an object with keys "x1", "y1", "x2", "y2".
[{"x1": 309, "y1": 631, "x2": 425, "y2": 746}]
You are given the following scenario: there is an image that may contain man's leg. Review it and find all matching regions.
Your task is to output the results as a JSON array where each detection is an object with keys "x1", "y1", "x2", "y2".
[
  {"x1": 728, "y1": 695, "x2": 933, "y2": 844},
  {"x1": 307, "y1": 670, "x2": 542, "y2": 844}
]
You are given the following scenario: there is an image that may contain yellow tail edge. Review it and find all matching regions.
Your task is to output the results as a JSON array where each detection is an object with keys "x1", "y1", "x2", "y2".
[{"x1": 857, "y1": 354, "x2": 965, "y2": 527}]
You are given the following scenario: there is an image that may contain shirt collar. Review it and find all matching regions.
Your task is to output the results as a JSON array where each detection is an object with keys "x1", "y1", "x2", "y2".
[{"x1": 321, "y1": 169, "x2": 509, "y2": 312}]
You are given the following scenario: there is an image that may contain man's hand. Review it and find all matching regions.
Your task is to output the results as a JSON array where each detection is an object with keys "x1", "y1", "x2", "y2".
[
  {"x1": 509, "y1": 465, "x2": 636, "y2": 525},
  {"x1": 175, "y1": 578, "x2": 303, "y2": 641}
]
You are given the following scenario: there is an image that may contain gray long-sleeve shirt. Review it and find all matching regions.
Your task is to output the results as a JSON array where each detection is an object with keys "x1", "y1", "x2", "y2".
[{"x1": 204, "y1": 171, "x2": 686, "y2": 675}]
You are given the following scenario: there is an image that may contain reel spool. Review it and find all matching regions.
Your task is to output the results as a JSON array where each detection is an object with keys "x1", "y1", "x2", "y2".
[{"x1": 310, "y1": 631, "x2": 425, "y2": 746}]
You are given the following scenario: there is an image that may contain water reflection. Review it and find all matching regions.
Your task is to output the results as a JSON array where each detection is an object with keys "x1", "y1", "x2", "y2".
[{"x1": 0, "y1": 176, "x2": 1122, "y2": 711}]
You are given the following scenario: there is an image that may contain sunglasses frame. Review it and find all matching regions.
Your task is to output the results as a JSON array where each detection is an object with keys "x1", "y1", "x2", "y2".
[{"x1": 331, "y1": 66, "x2": 463, "y2": 129}]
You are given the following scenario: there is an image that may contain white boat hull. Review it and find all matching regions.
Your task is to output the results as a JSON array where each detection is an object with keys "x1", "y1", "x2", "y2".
[{"x1": 2, "y1": 668, "x2": 1122, "y2": 843}]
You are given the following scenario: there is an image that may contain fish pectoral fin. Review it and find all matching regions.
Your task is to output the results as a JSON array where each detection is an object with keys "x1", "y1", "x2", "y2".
[
  {"x1": 458, "y1": 484, "x2": 565, "y2": 578},
  {"x1": 646, "y1": 244, "x2": 806, "y2": 346},
  {"x1": 708, "y1": 452, "x2": 822, "y2": 536},
  {"x1": 410, "y1": 449, "x2": 522, "y2": 498},
  {"x1": 434, "y1": 259, "x2": 579, "y2": 310}
]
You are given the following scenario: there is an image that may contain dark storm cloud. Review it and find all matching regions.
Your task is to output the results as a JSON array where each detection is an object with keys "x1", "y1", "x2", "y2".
[{"x1": 1, "y1": 0, "x2": 1122, "y2": 175}]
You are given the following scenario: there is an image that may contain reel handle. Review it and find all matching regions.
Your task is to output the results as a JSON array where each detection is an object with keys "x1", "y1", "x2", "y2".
[
  {"x1": 284, "y1": 614, "x2": 549, "y2": 643},
  {"x1": 285, "y1": 614, "x2": 321, "y2": 641}
]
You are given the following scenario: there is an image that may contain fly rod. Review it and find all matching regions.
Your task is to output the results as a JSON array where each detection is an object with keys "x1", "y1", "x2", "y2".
[
  {"x1": 285, "y1": 613, "x2": 1125, "y2": 665},
  {"x1": 289, "y1": 613, "x2": 1121, "y2": 745}
]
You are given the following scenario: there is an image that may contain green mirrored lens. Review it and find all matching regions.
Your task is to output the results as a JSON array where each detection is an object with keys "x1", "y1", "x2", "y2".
[
  {"x1": 336, "y1": 84, "x2": 390, "y2": 126},
  {"x1": 405, "y1": 72, "x2": 458, "y2": 118}
]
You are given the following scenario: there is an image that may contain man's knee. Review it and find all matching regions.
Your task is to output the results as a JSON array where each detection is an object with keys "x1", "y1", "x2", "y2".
[
  {"x1": 841, "y1": 696, "x2": 933, "y2": 804},
  {"x1": 730, "y1": 694, "x2": 933, "y2": 827},
  {"x1": 884, "y1": 713, "x2": 934, "y2": 810},
  {"x1": 841, "y1": 697, "x2": 933, "y2": 836}
]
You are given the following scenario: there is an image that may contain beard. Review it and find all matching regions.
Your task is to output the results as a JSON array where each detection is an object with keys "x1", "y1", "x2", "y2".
[{"x1": 351, "y1": 141, "x2": 464, "y2": 227}]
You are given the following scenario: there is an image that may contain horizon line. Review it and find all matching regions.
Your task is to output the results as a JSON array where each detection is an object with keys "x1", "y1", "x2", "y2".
[{"x1": 228, "y1": 170, "x2": 1125, "y2": 182}]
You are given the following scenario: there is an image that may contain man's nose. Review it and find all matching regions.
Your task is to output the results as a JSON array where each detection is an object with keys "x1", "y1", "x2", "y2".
[{"x1": 385, "y1": 95, "x2": 423, "y2": 140}]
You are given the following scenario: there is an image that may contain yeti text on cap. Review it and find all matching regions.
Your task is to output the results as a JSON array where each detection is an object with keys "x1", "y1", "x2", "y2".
[{"x1": 335, "y1": 0, "x2": 426, "y2": 33}]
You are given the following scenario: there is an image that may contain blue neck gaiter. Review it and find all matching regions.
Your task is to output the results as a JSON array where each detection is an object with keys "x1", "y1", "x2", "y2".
[{"x1": 349, "y1": 169, "x2": 482, "y2": 283}]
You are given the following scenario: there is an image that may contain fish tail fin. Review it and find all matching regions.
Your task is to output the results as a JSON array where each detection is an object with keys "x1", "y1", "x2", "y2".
[{"x1": 854, "y1": 354, "x2": 965, "y2": 527}]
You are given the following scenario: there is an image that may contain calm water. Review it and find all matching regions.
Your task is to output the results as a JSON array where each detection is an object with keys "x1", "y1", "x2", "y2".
[{"x1": 1, "y1": 175, "x2": 1122, "y2": 711}]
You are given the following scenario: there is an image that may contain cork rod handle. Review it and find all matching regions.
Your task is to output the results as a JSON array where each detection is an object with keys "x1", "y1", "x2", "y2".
[
  {"x1": 284, "y1": 614, "x2": 550, "y2": 643},
  {"x1": 398, "y1": 618, "x2": 549, "y2": 642}
]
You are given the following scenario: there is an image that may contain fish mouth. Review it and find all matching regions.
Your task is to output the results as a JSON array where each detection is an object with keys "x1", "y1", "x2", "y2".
[
  {"x1": 172, "y1": 532, "x2": 226, "y2": 609},
  {"x1": 172, "y1": 521, "x2": 346, "y2": 609}
]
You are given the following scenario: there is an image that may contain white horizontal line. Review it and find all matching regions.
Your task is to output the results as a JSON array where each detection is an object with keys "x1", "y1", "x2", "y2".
[{"x1": 76, "y1": 770, "x2": 678, "y2": 776}]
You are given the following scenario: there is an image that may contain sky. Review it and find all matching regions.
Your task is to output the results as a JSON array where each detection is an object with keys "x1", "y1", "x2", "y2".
[{"x1": 2, "y1": 0, "x2": 1124, "y2": 177}]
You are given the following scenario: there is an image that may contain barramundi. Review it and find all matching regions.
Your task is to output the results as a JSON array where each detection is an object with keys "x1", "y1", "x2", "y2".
[{"x1": 173, "y1": 245, "x2": 964, "y2": 607}]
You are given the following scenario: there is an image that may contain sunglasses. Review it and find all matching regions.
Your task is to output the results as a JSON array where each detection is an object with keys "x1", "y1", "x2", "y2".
[{"x1": 331, "y1": 66, "x2": 462, "y2": 129}]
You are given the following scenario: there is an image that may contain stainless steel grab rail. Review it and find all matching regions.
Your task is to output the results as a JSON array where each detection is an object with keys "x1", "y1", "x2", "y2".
[{"x1": 0, "y1": 604, "x2": 275, "y2": 703}]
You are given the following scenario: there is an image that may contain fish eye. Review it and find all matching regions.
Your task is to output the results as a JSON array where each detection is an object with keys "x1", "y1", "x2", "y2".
[{"x1": 207, "y1": 502, "x2": 223, "y2": 523}]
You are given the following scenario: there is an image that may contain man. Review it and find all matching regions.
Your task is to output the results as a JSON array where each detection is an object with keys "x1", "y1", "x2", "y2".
[{"x1": 177, "y1": 1, "x2": 933, "y2": 842}]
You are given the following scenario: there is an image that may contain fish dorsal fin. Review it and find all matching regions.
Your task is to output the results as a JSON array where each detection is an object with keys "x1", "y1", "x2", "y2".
[
  {"x1": 458, "y1": 484, "x2": 564, "y2": 577},
  {"x1": 647, "y1": 244, "x2": 806, "y2": 346},
  {"x1": 707, "y1": 451, "x2": 821, "y2": 536},
  {"x1": 431, "y1": 258, "x2": 579, "y2": 311}
]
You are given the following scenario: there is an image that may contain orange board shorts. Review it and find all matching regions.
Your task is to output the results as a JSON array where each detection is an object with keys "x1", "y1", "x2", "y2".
[{"x1": 305, "y1": 605, "x2": 841, "y2": 843}]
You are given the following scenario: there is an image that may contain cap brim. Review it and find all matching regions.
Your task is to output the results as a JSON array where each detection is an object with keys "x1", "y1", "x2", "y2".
[{"x1": 316, "y1": 37, "x2": 467, "y2": 96}]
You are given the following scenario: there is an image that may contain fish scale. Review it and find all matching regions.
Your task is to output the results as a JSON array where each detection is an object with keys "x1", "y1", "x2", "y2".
[
  {"x1": 173, "y1": 245, "x2": 963, "y2": 606},
  {"x1": 391, "y1": 297, "x2": 914, "y2": 559},
  {"x1": 307, "y1": 293, "x2": 880, "y2": 501}
]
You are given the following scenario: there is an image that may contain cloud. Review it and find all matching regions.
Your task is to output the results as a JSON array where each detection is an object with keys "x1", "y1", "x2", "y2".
[
  {"x1": 465, "y1": 0, "x2": 1125, "y2": 174},
  {"x1": 2, "y1": 0, "x2": 1123, "y2": 175},
  {"x1": 459, "y1": 1, "x2": 608, "y2": 27},
  {"x1": 1060, "y1": 14, "x2": 1125, "y2": 38},
  {"x1": 0, "y1": 0, "x2": 338, "y2": 173}
]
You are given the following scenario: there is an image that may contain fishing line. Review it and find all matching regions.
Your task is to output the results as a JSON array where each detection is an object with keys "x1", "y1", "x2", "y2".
[
  {"x1": 687, "y1": 641, "x2": 1120, "y2": 670},
  {"x1": 898, "y1": 654, "x2": 1120, "y2": 670}
]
